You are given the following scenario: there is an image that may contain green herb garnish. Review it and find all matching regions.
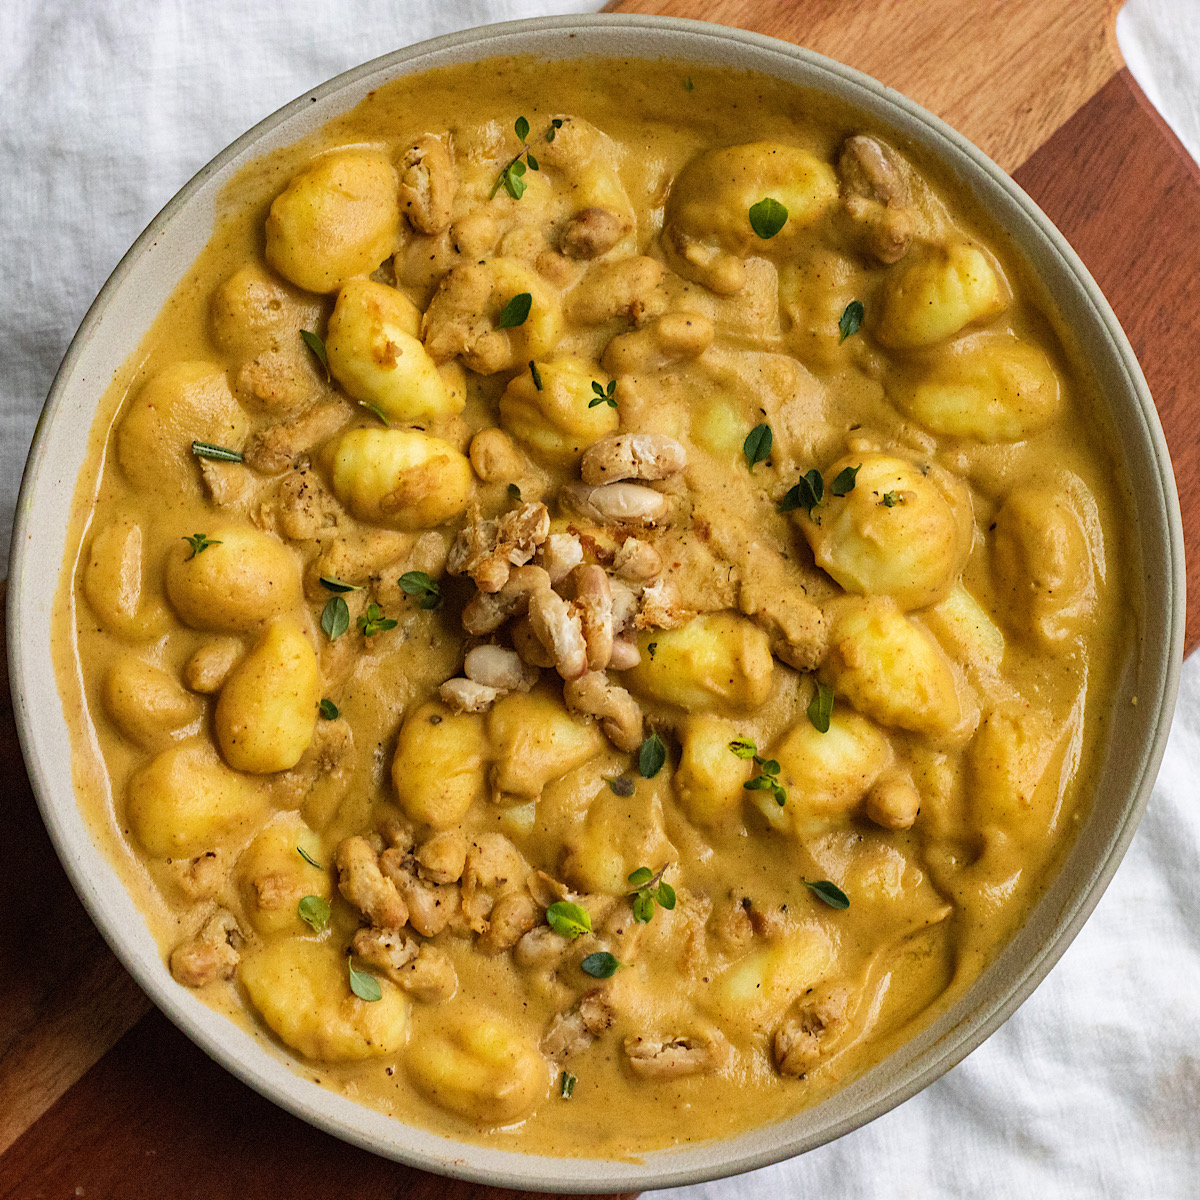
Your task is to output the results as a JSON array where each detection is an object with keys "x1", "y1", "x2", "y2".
[
  {"x1": 683, "y1": 76, "x2": 695, "y2": 92},
  {"x1": 804, "y1": 879, "x2": 850, "y2": 910},
  {"x1": 508, "y1": 483, "x2": 522, "y2": 502},
  {"x1": 838, "y1": 300, "x2": 864, "y2": 343},
  {"x1": 589, "y1": 379, "x2": 617, "y2": 409},
  {"x1": 605, "y1": 775, "x2": 635, "y2": 797},
  {"x1": 489, "y1": 116, "x2": 548, "y2": 200},
  {"x1": 581, "y1": 951, "x2": 620, "y2": 979},
  {"x1": 743, "y1": 423, "x2": 773, "y2": 470},
  {"x1": 639, "y1": 732, "x2": 667, "y2": 779},
  {"x1": 297, "y1": 846, "x2": 323, "y2": 870},
  {"x1": 807, "y1": 681, "x2": 834, "y2": 733},
  {"x1": 191, "y1": 441, "x2": 243, "y2": 463},
  {"x1": 348, "y1": 958, "x2": 383, "y2": 1002},
  {"x1": 182, "y1": 533, "x2": 219, "y2": 559},
  {"x1": 321, "y1": 595, "x2": 350, "y2": 640},
  {"x1": 779, "y1": 468, "x2": 825, "y2": 518},
  {"x1": 559, "y1": 1070, "x2": 577, "y2": 1098},
  {"x1": 357, "y1": 601, "x2": 397, "y2": 638},
  {"x1": 647, "y1": 642, "x2": 657, "y2": 659},
  {"x1": 529, "y1": 360, "x2": 543, "y2": 390},
  {"x1": 319, "y1": 698, "x2": 339, "y2": 721},
  {"x1": 297, "y1": 895, "x2": 331, "y2": 932},
  {"x1": 301, "y1": 329, "x2": 331, "y2": 381},
  {"x1": 627, "y1": 865, "x2": 676, "y2": 925},
  {"x1": 881, "y1": 491, "x2": 901, "y2": 507},
  {"x1": 497, "y1": 292, "x2": 532, "y2": 329},
  {"x1": 830, "y1": 464, "x2": 861, "y2": 497},
  {"x1": 546, "y1": 900, "x2": 592, "y2": 940},
  {"x1": 398, "y1": 571, "x2": 442, "y2": 610},
  {"x1": 749, "y1": 197, "x2": 788, "y2": 240},
  {"x1": 359, "y1": 401, "x2": 389, "y2": 427},
  {"x1": 743, "y1": 755, "x2": 787, "y2": 807},
  {"x1": 320, "y1": 577, "x2": 362, "y2": 594},
  {"x1": 728, "y1": 737, "x2": 757, "y2": 760}
]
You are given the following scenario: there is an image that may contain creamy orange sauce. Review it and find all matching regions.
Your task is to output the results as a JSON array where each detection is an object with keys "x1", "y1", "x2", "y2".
[{"x1": 53, "y1": 56, "x2": 1132, "y2": 1158}]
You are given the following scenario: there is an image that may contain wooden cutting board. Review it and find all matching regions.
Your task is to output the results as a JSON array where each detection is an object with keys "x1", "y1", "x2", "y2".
[{"x1": 3, "y1": 2, "x2": 1197, "y2": 1196}]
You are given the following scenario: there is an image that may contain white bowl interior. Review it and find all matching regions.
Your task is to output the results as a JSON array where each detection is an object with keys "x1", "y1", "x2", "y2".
[{"x1": 7, "y1": 14, "x2": 1185, "y2": 1193}]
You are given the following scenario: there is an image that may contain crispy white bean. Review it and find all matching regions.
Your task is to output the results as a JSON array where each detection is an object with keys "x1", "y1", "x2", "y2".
[{"x1": 559, "y1": 481, "x2": 667, "y2": 525}]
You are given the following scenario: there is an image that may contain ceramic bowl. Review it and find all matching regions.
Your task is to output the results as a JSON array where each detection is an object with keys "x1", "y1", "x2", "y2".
[{"x1": 7, "y1": 14, "x2": 1185, "y2": 1193}]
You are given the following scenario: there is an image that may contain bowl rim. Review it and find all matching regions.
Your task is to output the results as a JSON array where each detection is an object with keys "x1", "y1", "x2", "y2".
[{"x1": 8, "y1": 11, "x2": 1185, "y2": 1193}]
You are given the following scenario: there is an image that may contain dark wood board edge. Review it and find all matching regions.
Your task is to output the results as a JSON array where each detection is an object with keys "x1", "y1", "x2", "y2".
[
  {"x1": 1013, "y1": 67, "x2": 1199, "y2": 655},
  {"x1": 0, "y1": 1008, "x2": 637, "y2": 1200}
]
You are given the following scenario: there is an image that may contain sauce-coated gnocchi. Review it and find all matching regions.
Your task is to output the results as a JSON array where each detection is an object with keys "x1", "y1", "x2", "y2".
[{"x1": 56, "y1": 56, "x2": 1131, "y2": 1158}]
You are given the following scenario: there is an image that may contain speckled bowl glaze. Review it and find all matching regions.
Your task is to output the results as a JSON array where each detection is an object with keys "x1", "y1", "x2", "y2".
[{"x1": 7, "y1": 15, "x2": 1185, "y2": 1193}]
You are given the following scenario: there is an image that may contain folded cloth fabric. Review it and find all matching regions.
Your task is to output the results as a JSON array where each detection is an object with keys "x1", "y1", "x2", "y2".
[{"x1": 3, "y1": 3, "x2": 1198, "y2": 1198}]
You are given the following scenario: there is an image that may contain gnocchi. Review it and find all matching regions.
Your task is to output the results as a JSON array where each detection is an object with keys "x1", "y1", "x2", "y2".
[
  {"x1": 215, "y1": 617, "x2": 320, "y2": 774},
  {"x1": 624, "y1": 615, "x2": 775, "y2": 712},
  {"x1": 325, "y1": 278, "x2": 461, "y2": 424},
  {"x1": 60, "y1": 54, "x2": 1130, "y2": 1156},
  {"x1": 798, "y1": 452, "x2": 973, "y2": 610},
  {"x1": 873, "y1": 243, "x2": 1007, "y2": 348},
  {"x1": 264, "y1": 151, "x2": 401, "y2": 293},
  {"x1": 406, "y1": 1005, "x2": 548, "y2": 1123},
  {"x1": 241, "y1": 939, "x2": 409, "y2": 1060},
  {"x1": 499, "y1": 358, "x2": 618, "y2": 465},
  {"x1": 165, "y1": 523, "x2": 302, "y2": 632},
  {"x1": 325, "y1": 426, "x2": 473, "y2": 530},
  {"x1": 116, "y1": 362, "x2": 249, "y2": 494},
  {"x1": 125, "y1": 741, "x2": 264, "y2": 858}
]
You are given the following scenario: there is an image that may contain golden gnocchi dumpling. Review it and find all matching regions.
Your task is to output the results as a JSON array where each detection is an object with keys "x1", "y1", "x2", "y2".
[
  {"x1": 690, "y1": 395, "x2": 748, "y2": 464},
  {"x1": 422, "y1": 258, "x2": 562, "y2": 375},
  {"x1": 538, "y1": 115, "x2": 636, "y2": 247},
  {"x1": 125, "y1": 741, "x2": 265, "y2": 858},
  {"x1": 674, "y1": 714, "x2": 753, "y2": 827},
  {"x1": 326, "y1": 427, "x2": 473, "y2": 530},
  {"x1": 821, "y1": 596, "x2": 974, "y2": 741},
  {"x1": 81, "y1": 515, "x2": 168, "y2": 641},
  {"x1": 893, "y1": 333, "x2": 1062, "y2": 442},
  {"x1": 564, "y1": 783, "x2": 675, "y2": 894},
  {"x1": 264, "y1": 151, "x2": 401, "y2": 294},
  {"x1": 165, "y1": 523, "x2": 302, "y2": 633},
  {"x1": 116, "y1": 362, "x2": 249, "y2": 494},
  {"x1": 797, "y1": 452, "x2": 973, "y2": 610},
  {"x1": 625, "y1": 614, "x2": 775, "y2": 713},
  {"x1": 240, "y1": 939, "x2": 408, "y2": 1061},
  {"x1": 924, "y1": 585, "x2": 1006, "y2": 677},
  {"x1": 968, "y1": 704, "x2": 1059, "y2": 833},
  {"x1": 102, "y1": 656, "x2": 202, "y2": 750},
  {"x1": 215, "y1": 618, "x2": 320, "y2": 774},
  {"x1": 665, "y1": 142, "x2": 838, "y2": 293},
  {"x1": 406, "y1": 1004, "x2": 548, "y2": 1123},
  {"x1": 874, "y1": 243, "x2": 1007, "y2": 349},
  {"x1": 765, "y1": 709, "x2": 892, "y2": 832},
  {"x1": 991, "y1": 487, "x2": 1096, "y2": 651},
  {"x1": 325, "y1": 278, "x2": 461, "y2": 424},
  {"x1": 209, "y1": 263, "x2": 323, "y2": 359},
  {"x1": 704, "y1": 929, "x2": 834, "y2": 1030},
  {"x1": 488, "y1": 690, "x2": 605, "y2": 800},
  {"x1": 499, "y1": 358, "x2": 618, "y2": 465},
  {"x1": 236, "y1": 812, "x2": 330, "y2": 936},
  {"x1": 393, "y1": 702, "x2": 489, "y2": 828}
]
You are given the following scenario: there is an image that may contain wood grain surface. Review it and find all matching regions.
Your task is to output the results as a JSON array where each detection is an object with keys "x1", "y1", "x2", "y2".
[
  {"x1": 4, "y1": 1, "x2": 1198, "y2": 1196},
  {"x1": 608, "y1": 0, "x2": 1126, "y2": 171}
]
